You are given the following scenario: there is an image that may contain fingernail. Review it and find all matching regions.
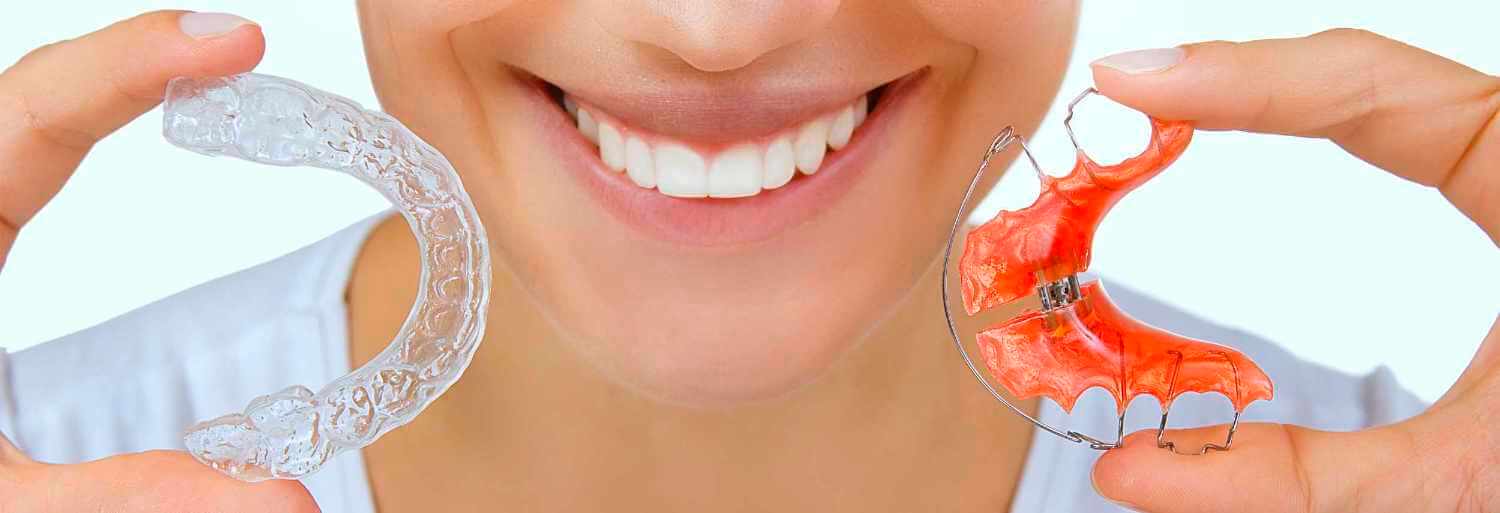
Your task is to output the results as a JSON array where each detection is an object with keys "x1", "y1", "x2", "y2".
[
  {"x1": 1092, "y1": 47, "x2": 1185, "y2": 75},
  {"x1": 179, "y1": 12, "x2": 256, "y2": 39}
]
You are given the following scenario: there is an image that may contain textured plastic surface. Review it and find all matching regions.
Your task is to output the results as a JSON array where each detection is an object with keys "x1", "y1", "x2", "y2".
[
  {"x1": 161, "y1": 73, "x2": 491, "y2": 481},
  {"x1": 959, "y1": 118, "x2": 1192, "y2": 316},
  {"x1": 975, "y1": 281, "x2": 1273, "y2": 414},
  {"x1": 959, "y1": 116, "x2": 1274, "y2": 415}
]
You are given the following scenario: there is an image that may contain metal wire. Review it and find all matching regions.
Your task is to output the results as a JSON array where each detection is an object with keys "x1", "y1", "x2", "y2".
[
  {"x1": 1063, "y1": 87, "x2": 1100, "y2": 157},
  {"x1": 941, "y1": 87, "x2": 1243, "y2": 454},
  {"x1": 1155, "y1": 350, "x2": 1242, "y2": 455},
  {"x1": 940, "y1": 125, "x2": 1106, "y2": 448}
]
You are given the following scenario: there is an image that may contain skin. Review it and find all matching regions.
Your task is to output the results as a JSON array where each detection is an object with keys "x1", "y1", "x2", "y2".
[{"x1": 0, "y1": 8, "x2": 1495, "y2": 513}]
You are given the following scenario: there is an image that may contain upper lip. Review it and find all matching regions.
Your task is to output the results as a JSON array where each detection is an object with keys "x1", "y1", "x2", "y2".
[{"x1": 528, "y1": 69, "x2": 914, "y2": 143}]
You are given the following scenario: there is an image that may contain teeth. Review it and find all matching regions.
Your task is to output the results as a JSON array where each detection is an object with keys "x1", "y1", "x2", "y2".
[
  {"x1": 625, "y1": 136, "x2": 655, "y2": 188},
  {"x1": 563, "y1": 93, "x2": 872, "y2": 198},
  {"x1": 654, "y1": 144, "x2": 708, "y2": 198},
  {"x1": 794, "y1": 116, "x2": 831, "y2": 175},
  {"x1": 827, "y1": 105, "x2": 855, "y2": 150},
  {"x1": 708, "y1": 145, "x2": 763, "y2": 198},
  {"x1": 577, "y1": 108, "x2": 599, "y2": 144},
  {"x1": 598, "y1": 121, "x2": 625, "y2": 171},
  {"x1": 762, "y1": 137, "x2": 795, "y2": 189}
]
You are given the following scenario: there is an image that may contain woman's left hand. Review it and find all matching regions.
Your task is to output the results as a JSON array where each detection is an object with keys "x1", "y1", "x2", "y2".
[{"x1": 1087, "y1": 29, "x2": 1500, "y2": 512}]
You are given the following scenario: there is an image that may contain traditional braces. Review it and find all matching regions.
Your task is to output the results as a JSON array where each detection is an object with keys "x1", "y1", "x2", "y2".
[{"x1": 1036, "y1": 274, "x2": 1083, "y2": 311}]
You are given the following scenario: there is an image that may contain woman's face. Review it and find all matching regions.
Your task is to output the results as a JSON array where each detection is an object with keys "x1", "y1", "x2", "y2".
[{"x1": 355, "y1": 1, "x2": 1077, "y2": 405}]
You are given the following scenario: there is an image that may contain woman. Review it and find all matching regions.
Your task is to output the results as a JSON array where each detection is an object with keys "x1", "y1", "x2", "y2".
[{"x1": 0, "y1": 3, "x2": 1495, "y2": 511}]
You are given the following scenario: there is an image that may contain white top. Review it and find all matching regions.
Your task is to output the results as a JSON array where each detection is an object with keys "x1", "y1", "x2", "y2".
[{"x1": 0, "y1": 213, "x2": 1427, "y2": 512}]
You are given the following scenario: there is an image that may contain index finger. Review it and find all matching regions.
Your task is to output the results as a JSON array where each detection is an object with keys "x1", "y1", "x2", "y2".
[
  {"x1": 0, "y1": 10, "x2": 265, "y2": 267},
  {"x1": 1090, "y1": 29, "x2": 1500, "y2": 243}
]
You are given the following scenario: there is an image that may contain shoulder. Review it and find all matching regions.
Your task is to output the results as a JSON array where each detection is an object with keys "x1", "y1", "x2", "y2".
[{"x1": 0, "y1": 211, "x2": 390, "y2": 462}]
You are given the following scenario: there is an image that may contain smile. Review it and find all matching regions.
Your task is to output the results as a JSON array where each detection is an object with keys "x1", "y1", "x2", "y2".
[
  {"x1": 564, "y1": 89, "x2": 872, "y2": 198},
  {"x1": 521, "y1": 68, "x2": 928, "y2": 246}
]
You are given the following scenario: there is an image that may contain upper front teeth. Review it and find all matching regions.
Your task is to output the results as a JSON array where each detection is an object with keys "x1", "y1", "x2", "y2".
[
  {"x1": 654, "y1": 143, "x2": 707, "y2": 198},
  {"x1": 794, "y1": 117, "x2": 830, "y2": 176},
  {"x1": 577, "y1": 108, "x2": 600, "y2": 144},
  {"x1": 568, "y1": 94, "x2": 871, "y2": 199},
  {"x1": 598, "y1": 122, "x2": 625, "y2": 170},
  {"x1": 708, "y1": 145, "x2": 764, "y2": 198}
]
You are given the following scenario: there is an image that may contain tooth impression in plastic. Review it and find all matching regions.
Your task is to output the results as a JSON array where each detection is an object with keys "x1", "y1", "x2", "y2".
[{"x1": 162, "y1": 73, "x2": 491, "y2": 481}]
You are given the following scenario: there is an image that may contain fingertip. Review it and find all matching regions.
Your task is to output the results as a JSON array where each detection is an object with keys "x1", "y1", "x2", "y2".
[
  {"x1": 168, "y1": 10, "x2": 266, "y2": 77},
  {"x1": 1088, "y1": 56, "x2": 1180, "y2": 122},
  {"x1": 1090, "y1": 47, "x2": 1186, "y2": 76},
  {"x1": 1089, "y1": 42, "x2": 1240, "y2": 125},
  {"x1": 1089, "y1": 430, "x2": 1159, "y2": 504},
  {"x1": 1088, "y1": 64, "x2": 1145, "y2": 112},
  {"x1": 251, "y1": 479, "x2": 322, "y2": 513},
  {"x1": 178, "y1": 12, "x2": 257, "y2": 40},
  {"x1": 1088, "y1": 45, "x2": 1192, "y2": 101},
  {"x1": 101, "y1": 10, "x2": 265, "y2": 99},
  {"x1": 201, "y1": 23, "x2": 267, "y2": 77}
]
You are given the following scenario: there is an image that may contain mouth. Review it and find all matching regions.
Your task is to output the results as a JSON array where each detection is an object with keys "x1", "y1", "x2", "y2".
[{"x1": 519, "y1": 67, "x2": 928, "y2": 246}]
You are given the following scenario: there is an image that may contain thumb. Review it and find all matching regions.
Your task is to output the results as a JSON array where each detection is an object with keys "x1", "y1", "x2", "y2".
[
  {"x1": 1090, "y1": 423, "x2": 1418, "y2": 513},
  {"x1": 45, "y1": 450, "x2": 320, "y2": 512}
]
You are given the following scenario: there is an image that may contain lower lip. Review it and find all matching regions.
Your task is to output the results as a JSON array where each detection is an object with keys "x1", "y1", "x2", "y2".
[{"x1": 523, "y1": 70, "x2": 927, "y2": 247}]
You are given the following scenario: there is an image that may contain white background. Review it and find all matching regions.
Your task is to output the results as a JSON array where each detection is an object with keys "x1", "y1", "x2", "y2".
[{"x1": 1, "y1": 2, "x2": 1496, "y2": 402}]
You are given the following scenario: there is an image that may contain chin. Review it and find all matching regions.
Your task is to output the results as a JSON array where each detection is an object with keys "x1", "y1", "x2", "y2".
[
  {"x1": 592, "y1": 304, "x2": 863, "y2": 406},
  {"x1": 364, "y1": 1, "x2": 1079, "y2": 409},
  {"x1": 448, "y1": 62, "x2": 951, "y2": 407}
]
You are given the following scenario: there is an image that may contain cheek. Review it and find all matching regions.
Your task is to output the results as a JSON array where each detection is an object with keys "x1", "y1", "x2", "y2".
[
  {"x1": 913, "y1": 0, "x2": 1080, "y2": 50},
  {"x1": 916, "y1": 0, "x2": 1080, "y2": 206},
  {"x1": 402, "y1": 0, "x2": 1080, "y2": 407}
]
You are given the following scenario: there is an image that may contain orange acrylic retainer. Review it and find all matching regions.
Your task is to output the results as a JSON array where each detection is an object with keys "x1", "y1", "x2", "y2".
[{"x1": 940, "y1": 89, "x2": 1273, "y2": 454}]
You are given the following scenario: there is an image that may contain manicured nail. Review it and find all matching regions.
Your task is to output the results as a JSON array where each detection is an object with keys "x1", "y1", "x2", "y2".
[
  {"x1": 1092, "y1": 47, "x2": 1185, "y2": 75},
  {"x1": 179, "y1": 12, "x2": 256, "y2": 39}
]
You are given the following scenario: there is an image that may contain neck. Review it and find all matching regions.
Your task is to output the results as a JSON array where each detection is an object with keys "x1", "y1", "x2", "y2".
[{"x1": 349, "y1": 215, "x2": 1037, "y2": 511}]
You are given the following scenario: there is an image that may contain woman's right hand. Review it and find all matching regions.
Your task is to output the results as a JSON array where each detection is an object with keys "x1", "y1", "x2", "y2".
[
  {"x1": 0, "y1": 10, "x2": 262, "y2": 269},
  {"x1": 0, "y1": 11, "x2": 318, "y2": 512}
]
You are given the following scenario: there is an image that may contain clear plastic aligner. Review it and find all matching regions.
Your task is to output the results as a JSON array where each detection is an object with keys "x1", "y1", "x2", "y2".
[{"x1": 162, "y1": 73, "x2": 492, "y2": 482}]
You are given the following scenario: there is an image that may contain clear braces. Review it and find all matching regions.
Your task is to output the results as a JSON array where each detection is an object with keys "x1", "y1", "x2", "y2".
[{"x1": 162, "y1": 73, "x2": 492, "y2": 481}]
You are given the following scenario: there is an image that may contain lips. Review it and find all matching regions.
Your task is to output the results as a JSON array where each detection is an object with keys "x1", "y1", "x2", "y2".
[{"x1": 521, "y1": 68, "x2": 928, "y2": 246}]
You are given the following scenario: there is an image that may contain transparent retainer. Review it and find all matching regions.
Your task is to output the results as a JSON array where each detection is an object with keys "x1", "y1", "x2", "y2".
[{"x1": 162, "y1": 73, "x2": 491, "y2": 481}]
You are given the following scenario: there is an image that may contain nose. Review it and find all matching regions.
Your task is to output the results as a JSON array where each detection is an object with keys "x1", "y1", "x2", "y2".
[{"x1": 590, "y1": 1, "x2": 840, "y2": 72}]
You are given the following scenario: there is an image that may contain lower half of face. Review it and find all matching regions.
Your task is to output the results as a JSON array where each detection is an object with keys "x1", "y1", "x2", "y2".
[{"x1": 359, "y1": 0, "x2": 1078, "y2": 406}]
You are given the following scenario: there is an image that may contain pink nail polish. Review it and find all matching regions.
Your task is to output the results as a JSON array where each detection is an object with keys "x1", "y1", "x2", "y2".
[
  {"x1": 1092, "y1": 47, "x2": 1186, "y2": 75},
  {"x1": 179, "y1": 12, "x2": 256, "y2": 40}
]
